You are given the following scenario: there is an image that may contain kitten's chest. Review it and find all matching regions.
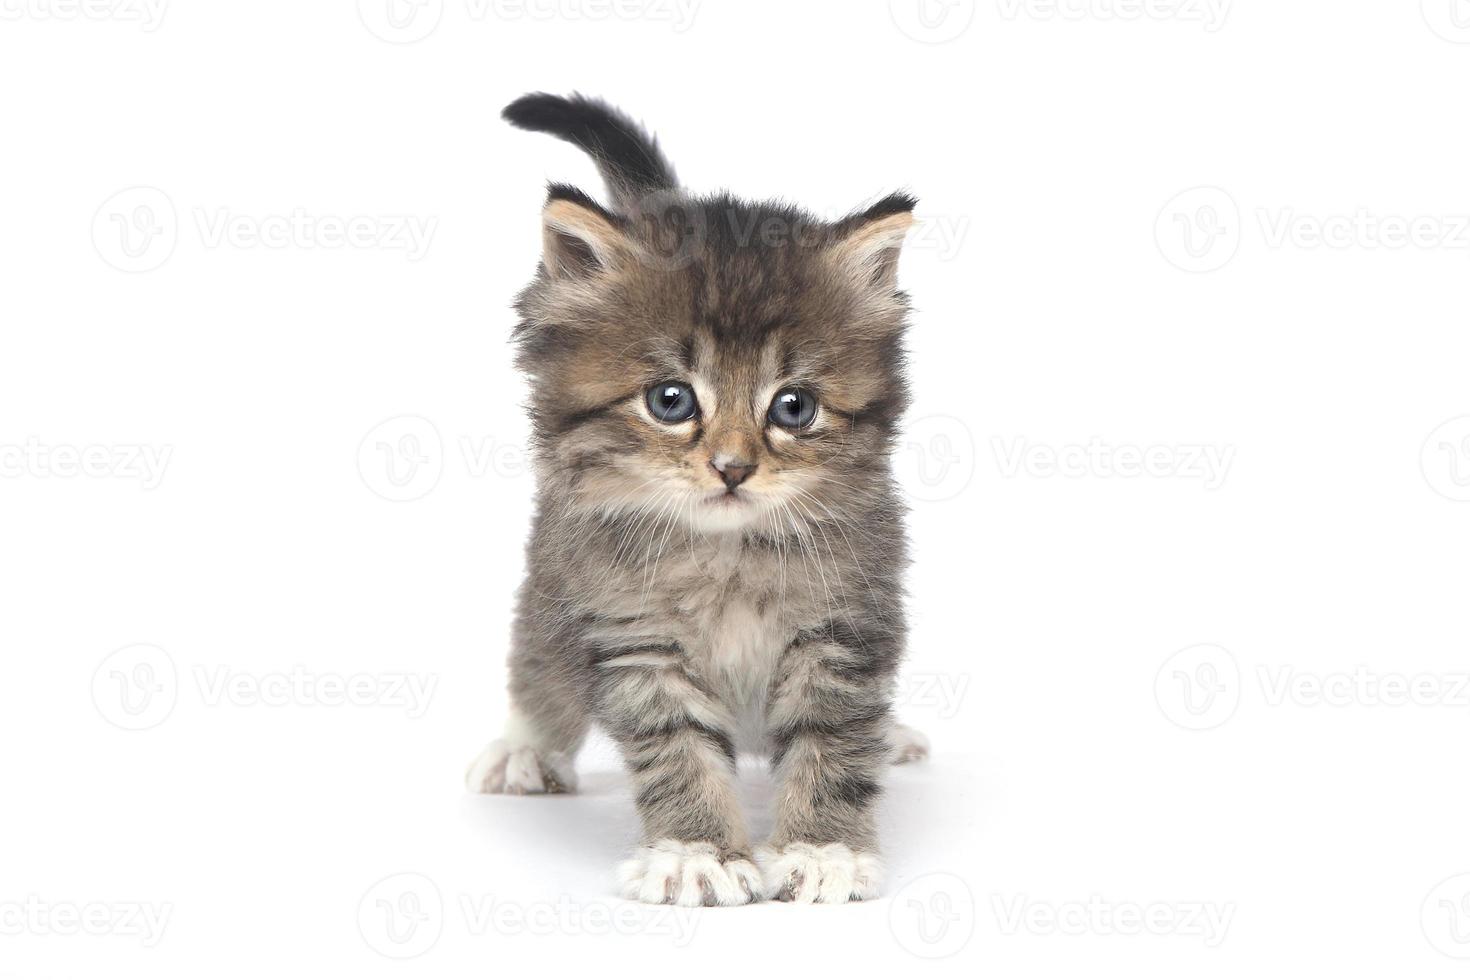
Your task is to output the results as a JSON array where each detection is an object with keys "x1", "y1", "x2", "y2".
[{"x1": 669, "y1": 538, "x2": 790, "y2": 695}]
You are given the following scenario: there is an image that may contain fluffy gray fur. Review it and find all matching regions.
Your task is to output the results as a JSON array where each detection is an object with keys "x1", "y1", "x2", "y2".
[{"x1": 466, "y1": 93, "x2": 925, "y2": 907}]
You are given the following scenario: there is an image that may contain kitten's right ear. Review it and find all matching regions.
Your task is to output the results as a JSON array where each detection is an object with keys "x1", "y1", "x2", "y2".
[{"x1": 540, "y1": 185, "x2": 632, "y2": 280}]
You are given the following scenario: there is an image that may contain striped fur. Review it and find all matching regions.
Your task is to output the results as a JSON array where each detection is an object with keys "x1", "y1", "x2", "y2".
[{"x1": 467, "y1": 94, "x2": 921, "y2": 906}]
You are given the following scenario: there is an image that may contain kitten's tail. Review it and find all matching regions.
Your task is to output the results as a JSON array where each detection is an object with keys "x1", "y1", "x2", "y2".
[{"x1": 503, "y1": 92, "x2": 678, "y2": 212}]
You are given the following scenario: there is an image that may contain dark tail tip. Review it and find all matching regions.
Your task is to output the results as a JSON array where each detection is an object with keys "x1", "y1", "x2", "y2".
[
  {"x1": 502, "y1": 92, "x2": 677, "y2": 209},
  {"x1": 501, "y1": 91, "x2": 582, "y2": 133}
]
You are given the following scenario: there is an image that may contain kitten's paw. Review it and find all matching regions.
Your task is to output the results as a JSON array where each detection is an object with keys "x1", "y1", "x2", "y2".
[
  {"x1": 618, "y1": 840, "x2": 762, "y2": 907},
  {"x1": 464, "y1": 739, "x2": 576, "y2": 794},
  {"x1": 888, "y1": 722, "x2": 930, "y2": 765},
  {"x1": 754, "y1": 842, "x2": 883, "y2": 904}
]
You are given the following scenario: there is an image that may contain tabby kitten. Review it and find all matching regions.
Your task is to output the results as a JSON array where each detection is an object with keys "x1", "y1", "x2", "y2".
[{"x1": 466, "y1": 93, "x2": 926, "y2": 906}]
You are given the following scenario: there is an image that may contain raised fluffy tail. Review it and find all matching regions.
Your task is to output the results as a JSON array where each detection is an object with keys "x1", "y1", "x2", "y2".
[{"x1": 503, "y1": 92, "x2": 678, "y2": 211}]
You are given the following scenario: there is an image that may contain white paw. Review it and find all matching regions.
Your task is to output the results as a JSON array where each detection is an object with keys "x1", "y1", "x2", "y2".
[
  {"x1": 755, "y1": 842, "x2": 883, "y2": 903},
  {"x1": 888, "y1": 722, "x2": 930, "y2": 765},
  {"x1": 617, "y1": 840, "x2": 762, "y2": 907},
  {"x1": 464, "y1": 739, "x2": 576, "y2": 794}
]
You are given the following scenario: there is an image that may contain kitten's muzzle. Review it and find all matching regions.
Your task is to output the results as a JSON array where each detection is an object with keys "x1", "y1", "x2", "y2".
[{"x1": 709, "y1": 457, "x2": 755, "y2": 490}]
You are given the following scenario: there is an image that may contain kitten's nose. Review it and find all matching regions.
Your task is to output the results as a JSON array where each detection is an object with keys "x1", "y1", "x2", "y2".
[{"x1": 710, "y1": 456, "x2": 755, "y2": 490}]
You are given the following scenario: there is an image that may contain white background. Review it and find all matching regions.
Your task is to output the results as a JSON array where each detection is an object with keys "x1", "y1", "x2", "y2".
[{"x1": 3, "y1": 1, "x2": 1470, "y2": 976}]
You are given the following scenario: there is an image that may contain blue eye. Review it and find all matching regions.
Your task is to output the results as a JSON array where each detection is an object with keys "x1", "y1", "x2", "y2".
[
  {"x1": 768, "y1": 388, "x2": 817, "y2": 429},
  {"x1": 646, "y1": 382, "x2": 698, "y2": 423}
]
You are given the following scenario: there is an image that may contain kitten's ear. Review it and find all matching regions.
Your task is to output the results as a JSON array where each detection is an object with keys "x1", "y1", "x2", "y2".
[
  {"x1": 540, "y1": 185, "x2": 632, "y2": 280},
  {"x1": 829, "y1": 193, "x2": 917, "y2": 292}
]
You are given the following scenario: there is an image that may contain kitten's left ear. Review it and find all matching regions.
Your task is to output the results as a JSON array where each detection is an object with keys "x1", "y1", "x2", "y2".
[{"x1": 829, "y1": 192, "x2": 917, "y2": 292}]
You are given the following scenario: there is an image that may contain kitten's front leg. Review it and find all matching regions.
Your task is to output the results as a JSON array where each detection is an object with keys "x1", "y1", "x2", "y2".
[
  {"x1": 597, "y1": 645, "x2": 761, "y2": 907},
  {"x1": 759, "y1": 626, "x2": 893, "y2": 903}
]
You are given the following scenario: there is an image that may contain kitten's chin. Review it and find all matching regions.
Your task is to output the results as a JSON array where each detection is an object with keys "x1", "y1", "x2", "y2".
[{"x1": 686, "y1": 489, "x2": 764, "y2": 534}]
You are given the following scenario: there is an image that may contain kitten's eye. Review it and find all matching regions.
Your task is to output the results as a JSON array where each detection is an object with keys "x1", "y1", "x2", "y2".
[
  {"x1": 645, "y1": 381, "x2": 698, "y2": 423},
  {"x1": 768, "y1": 387, "x2": 818, "y2": 429}
]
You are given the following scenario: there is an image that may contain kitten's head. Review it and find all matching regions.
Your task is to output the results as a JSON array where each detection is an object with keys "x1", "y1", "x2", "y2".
[{"x1": 506, "y1": 95, "x2": 914, "y2": 535}]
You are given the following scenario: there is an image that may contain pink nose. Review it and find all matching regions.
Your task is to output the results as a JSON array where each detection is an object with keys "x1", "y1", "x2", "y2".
[{"x1": 710, "y1": 458, "x2": 755, "y2": 489}]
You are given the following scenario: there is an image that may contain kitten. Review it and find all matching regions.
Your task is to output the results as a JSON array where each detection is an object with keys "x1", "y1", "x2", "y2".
[{"x1": 466, "y1": 93, "x2": 927, "y2": 906}]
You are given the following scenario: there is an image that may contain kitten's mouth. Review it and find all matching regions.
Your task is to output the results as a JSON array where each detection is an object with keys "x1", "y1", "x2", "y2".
[{"x1": 704, "y1": 488, "x2": 747, "y2": 506}]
